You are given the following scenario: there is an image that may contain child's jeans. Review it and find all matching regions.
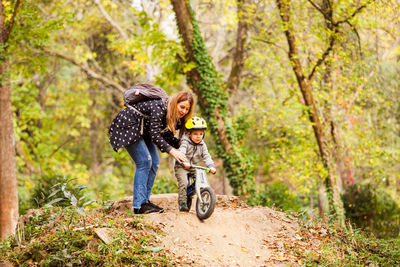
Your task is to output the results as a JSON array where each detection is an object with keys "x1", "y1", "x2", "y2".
[
  {"x1": 126, "y1": 137, "x2": 160, "y2": 209},
  {"x1": 174, "y1": 165, "x2": 195, "y2": 205}
]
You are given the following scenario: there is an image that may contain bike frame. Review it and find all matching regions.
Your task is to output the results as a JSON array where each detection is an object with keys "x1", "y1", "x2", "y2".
[{"x1": 190, "y1": 165, "x2": 211, "y2": 204}]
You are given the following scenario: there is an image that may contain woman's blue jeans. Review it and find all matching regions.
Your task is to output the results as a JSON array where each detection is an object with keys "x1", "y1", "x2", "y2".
[{"x1": 126, "y1": 137, "x2": 160, "y2": 209}]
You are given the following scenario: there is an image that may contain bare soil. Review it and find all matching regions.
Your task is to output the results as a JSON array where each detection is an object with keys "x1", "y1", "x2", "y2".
[{"x1": 111, "y1": 194, "x2": 322, "y2": 266}]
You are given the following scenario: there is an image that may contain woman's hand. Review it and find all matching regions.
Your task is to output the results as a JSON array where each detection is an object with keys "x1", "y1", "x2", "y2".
[{"x1": 169, "y1": 148, "x2": 188, "y2": 164}]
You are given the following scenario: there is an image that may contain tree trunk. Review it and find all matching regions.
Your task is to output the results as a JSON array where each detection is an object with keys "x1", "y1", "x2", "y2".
[
  {"x1": 318, "y1": 182, "x2": 328, "y2": 223},
  {"x1": 276, "y1": 0, "x2": 344, "y2": 225},
  {"x1": 0, "y1": 60, "x2": 19, "y2": 239},
  {"x1": 227, "y1": 0, "x2": 249, "y2": 114},
  {"x1": 320, "y1": 0, "x2": 355, "y2": 189},
  {"x1": 330, "y1": 120, "x2": 356, "y2": 187},
  {"x1": 0, "y1": 0, "x2": 21, "y2": 239},
  {"x1": 171, "y1": 0, "x2": 254, "y2": 197}
]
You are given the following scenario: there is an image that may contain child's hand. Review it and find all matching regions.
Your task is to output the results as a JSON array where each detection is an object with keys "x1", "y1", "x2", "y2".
[
  {"x1": 183, "y1": 162, "x2": 191, "y2": 169},
  {"x1": 210, "y1": 167, "x2": 216, "y2": 174}
]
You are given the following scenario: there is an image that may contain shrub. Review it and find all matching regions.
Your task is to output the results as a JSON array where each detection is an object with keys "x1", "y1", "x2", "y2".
[
  {"x1": 30, "y1": 174, "x2": 86, "y2": 208},
  {"x1": 30, "y1": 173, "x2": 82, "y2": 208},
  {"x1": 342, "y1": 183, "x2": 400, "y2": 238},
  {"x1": 257, "y1": 180, "x2": 301, "y2": 212},
  {"x1": 152, "y1": 175, "x2": 177, "y2": 194}
]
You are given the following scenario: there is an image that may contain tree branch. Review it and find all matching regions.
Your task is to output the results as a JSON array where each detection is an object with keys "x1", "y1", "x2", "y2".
[
  {"x1": 307, "y1": 0, "x2": 368, "y2": 81},
  {"x1": 93, "y1": 0, "x2": 129, "y2": 41},
  {"x1": 175, "y1": 53, "x2": 185, "y2": 66},
  {"x1": 308, "y1": 29, "x2": 337, "y2": 81},
  {"x1": 48, "y1": 138, "x2": 74, "y2": 158},
  {"x1": 346, "y1": 21, "x2": 362, "y2": 57},
  {"x1": 0, "y1": 2, "x2": 6, "y2": 43},
  {"x1": 43, "y1": 49, "x2": 125, "y2": 92},
  {"x1": 252, "y1": 37, "x2": 287, "y2": 52},
  {"x1": 217, "y1": 47, "x2": 235, "y2": 65},
  {"x1": 335, "y1": 4, "x2": 368, "y2": 26},
  {"x1": 308, "y1": 0, "x2": 368, "y2": 29},
  {"x1": 276, "y1": 0, "x2": 306, "y2": 83},
  {"x1": 326, "y1": 0, "x2": 333, "y2": 12},
  {"x1": 4, "y1": 0, "x2": 21, "y2": 43},
  {"x1": 307, "y1": 0, "x2": 327, "y2": 19}
]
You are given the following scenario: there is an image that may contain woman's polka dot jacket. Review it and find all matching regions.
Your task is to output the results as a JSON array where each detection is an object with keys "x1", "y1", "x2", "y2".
[{"x1": 109, "y1": 99, "x2": 182, "y2": 153}]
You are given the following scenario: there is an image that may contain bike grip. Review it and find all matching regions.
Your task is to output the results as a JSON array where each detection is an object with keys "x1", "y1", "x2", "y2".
[{"x1": 179, "y1": 162, "x2": 191, "y2": 169}]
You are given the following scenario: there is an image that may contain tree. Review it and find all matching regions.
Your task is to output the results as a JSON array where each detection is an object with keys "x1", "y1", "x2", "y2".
[
  {"x1": 171, "y1": 0, "x2": 255, "y2": 196},
  {"x1": 275, "y1": 0, "x2": 369, "y2": 224},
  {"x1": 0, "y1": 0, "x2": 21, "y2": 239},
  {"x1": 23, "y1": 0, "x2": 189, "y2": 203},
  {"x1": 226, "y1": 0, "x2": 250, "y2": 114}
]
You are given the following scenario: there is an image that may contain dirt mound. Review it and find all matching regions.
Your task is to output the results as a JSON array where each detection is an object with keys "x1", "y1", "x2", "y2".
[
  {"x1": 110, "y1": 194, "x2": 313, "y2": 266},
  {"x1": 110, "y1": 193, "x2": 248, "y2": 212}
]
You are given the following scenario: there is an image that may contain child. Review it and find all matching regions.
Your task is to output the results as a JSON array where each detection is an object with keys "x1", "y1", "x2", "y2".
[{"x1": 174, "y1": 117, "x2": 216, "y2": 211}]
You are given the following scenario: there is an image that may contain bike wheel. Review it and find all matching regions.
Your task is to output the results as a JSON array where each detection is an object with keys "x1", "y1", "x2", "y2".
[
  {"x1": 196, "y1": 187, "x2": 216, "y2": 220},
  {"x1": 187, "y1": 195, "x2": 193, "y2": 211}
]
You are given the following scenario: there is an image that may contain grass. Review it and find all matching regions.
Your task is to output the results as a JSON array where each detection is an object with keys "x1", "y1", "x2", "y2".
[
  {"x1": 0, "y1": 206, "x2": 172, "y2": 266},
  {"x1": 295, "y1": 219, "x2": 400, "y2": 266}
]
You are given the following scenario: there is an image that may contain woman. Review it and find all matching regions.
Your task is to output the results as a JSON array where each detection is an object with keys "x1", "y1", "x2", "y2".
[{"x1": 109, "y1": 91, "x2": 194, "y2": 214}]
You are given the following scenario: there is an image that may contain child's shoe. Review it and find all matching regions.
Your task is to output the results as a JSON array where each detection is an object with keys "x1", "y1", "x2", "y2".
[{"x1": 179, "y1": 201, "x2": 189, "y2": 212}]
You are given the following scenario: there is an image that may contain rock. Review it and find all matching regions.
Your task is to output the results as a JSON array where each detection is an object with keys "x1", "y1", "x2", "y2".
[{"x1": 94, "y1": 228, "x2": 114, "y2": 244}]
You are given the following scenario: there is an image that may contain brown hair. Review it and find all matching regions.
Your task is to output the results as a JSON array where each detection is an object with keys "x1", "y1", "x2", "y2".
[{"x1": 166, "y1": 90, "x2": 194, "y2": 138}]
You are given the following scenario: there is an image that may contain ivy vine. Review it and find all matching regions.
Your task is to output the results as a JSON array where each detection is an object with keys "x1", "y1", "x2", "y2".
[{"x1": 183, "y1": 1, "x2": 255, "y2": 197}]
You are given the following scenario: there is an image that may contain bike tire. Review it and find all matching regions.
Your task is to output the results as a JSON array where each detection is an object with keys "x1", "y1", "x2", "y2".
[
  {"x1": 196, "y1": 187, "x2": 216, "y2": 220},
  {"x1": 187, "y1": 195, "x2": 193, "y2": 211}
]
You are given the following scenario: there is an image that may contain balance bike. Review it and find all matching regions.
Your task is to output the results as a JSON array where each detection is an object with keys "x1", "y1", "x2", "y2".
[{"x1": 186, "y1": 165, "x2": 216, "y2": 220}]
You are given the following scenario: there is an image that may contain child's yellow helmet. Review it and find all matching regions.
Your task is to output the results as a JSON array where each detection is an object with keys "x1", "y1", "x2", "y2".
[{"x1": 185, "y1": 116, "x2": 207, "y2": 131}]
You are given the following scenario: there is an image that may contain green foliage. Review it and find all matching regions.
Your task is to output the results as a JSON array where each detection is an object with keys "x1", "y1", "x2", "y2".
[
  {"x1": 300, "y1": 224, "x2": 400, "y2": 266},
  {"x1": 2, "y1": 0, "x2": 399, "y2": 241},
  {"x1": 30, "y1": 174, "x2": 83, "y2": 208},
  {"x1": 151, "y1": 175, "x2": 178, "y2": 194},
  {"x1": 9, "y1": 0, "x2": 187, "y2": 213},
  {"x1": 342, "y1": 183, "x2": 400, "y2": 238},
  {"x1": 232, "y1": 110, "x2": 252, "y2": 141},
  {"x1": 185, "y1": 0, "x2": 255, "y2": 197},
  {"x1": 256, "y1": 181, "x2": 302, "y2": 212},
  {"x1": 0, "y1": 207, "x2": 171, "y2": 266},
  {"x1": 46, "y1": 175, "x2": 95, "y2": 210}
]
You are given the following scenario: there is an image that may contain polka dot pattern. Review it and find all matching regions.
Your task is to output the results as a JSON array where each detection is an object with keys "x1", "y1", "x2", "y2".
[{"x1": 109, "y1": 99, "x2": 182, "y2": 153}]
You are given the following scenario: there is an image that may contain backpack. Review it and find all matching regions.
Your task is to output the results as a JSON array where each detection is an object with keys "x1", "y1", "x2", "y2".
[{"x1": 123, "y1": 83, "x2": 168, "y2": 107}]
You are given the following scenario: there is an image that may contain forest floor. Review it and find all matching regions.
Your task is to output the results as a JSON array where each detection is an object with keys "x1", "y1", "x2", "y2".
[
  {"x1": 2, "y1": 193, "x2": 398, "y2": 266},
  {"x1": 111, "y1": 194, "x2": 327, "y2": 266}
]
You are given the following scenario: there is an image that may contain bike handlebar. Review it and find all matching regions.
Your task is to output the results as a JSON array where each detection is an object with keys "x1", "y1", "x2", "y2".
[
  {"x1": 189, "y1": 165, "x2": 210, "y2": 171},
  {"x1": 179, "y1": 162, "x2": 212, "y2": 173}
]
